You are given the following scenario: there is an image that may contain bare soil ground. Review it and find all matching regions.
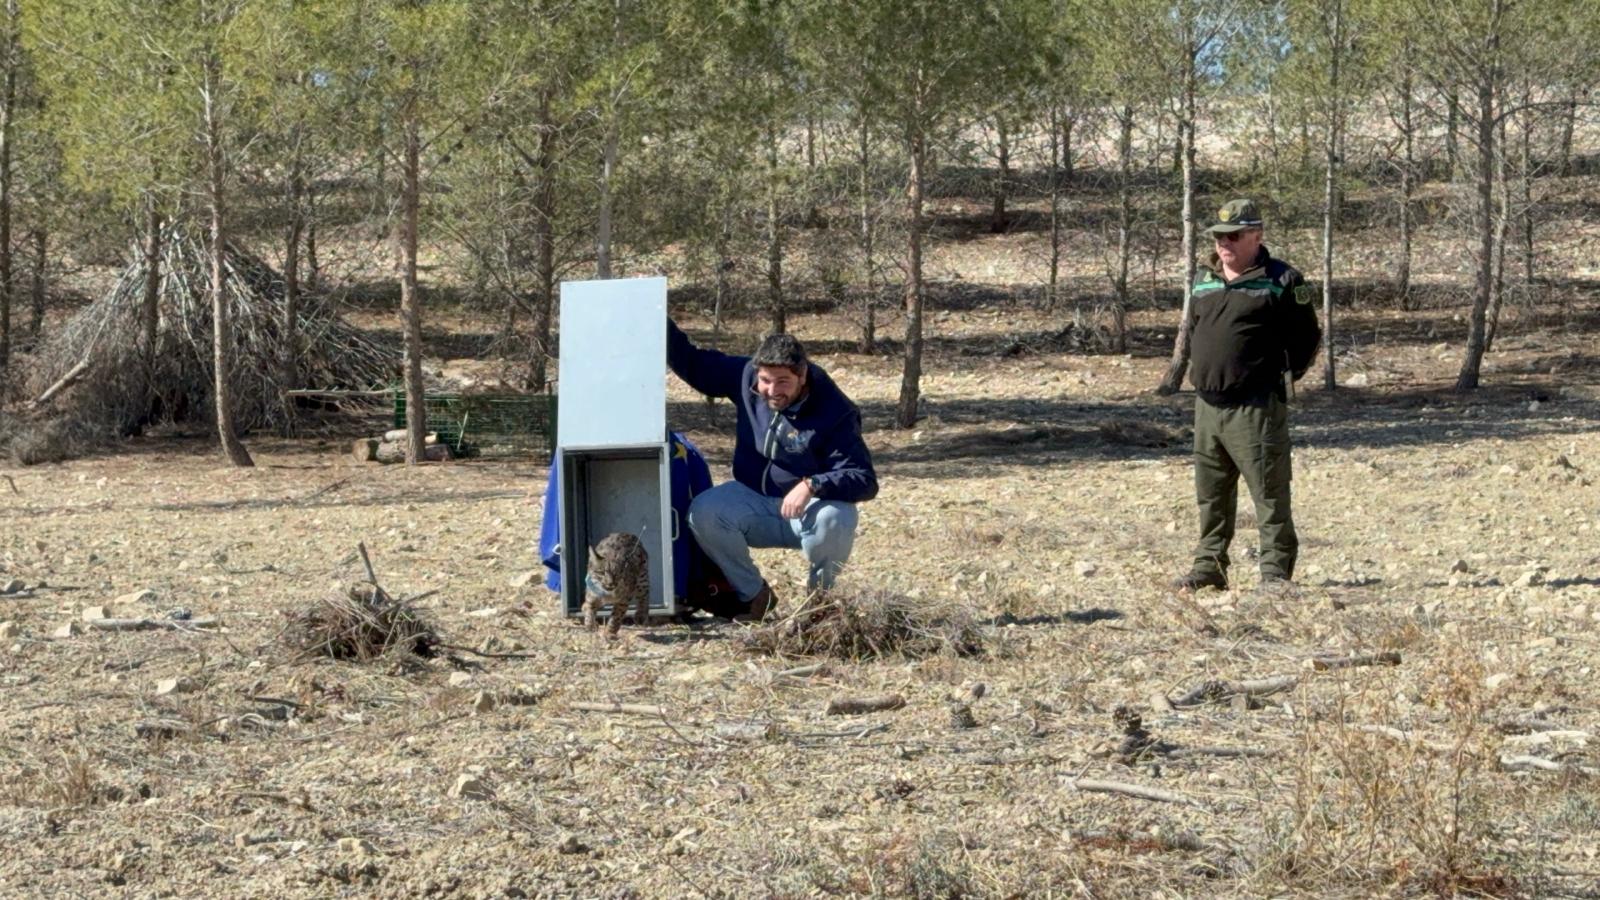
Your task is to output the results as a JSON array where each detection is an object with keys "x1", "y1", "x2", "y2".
[
  {"x1": 7, "y1": 176, "x2": 1600, "y2": 896},
  {"x1": 5, "y1": 293, "x2": 1600, "y2": 898}
]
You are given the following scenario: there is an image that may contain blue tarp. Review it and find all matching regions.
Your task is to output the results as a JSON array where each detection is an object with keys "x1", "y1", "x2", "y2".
[{"x1": 538, "y1": 432, "x2": 713, "y2": 600}]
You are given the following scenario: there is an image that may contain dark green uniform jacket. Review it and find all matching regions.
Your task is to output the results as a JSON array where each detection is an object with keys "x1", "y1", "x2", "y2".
[{"x1": 1188, "y1": 248, "x2": 1322, "y2": 405}]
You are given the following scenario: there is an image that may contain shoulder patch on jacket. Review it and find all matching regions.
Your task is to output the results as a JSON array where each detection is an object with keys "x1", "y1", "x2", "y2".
[{"x1": 1294, "y1": 284, "x2": 1315, "y2": 305}]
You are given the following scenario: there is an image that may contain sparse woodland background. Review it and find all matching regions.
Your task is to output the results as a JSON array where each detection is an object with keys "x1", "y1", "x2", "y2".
[{"x1": 0, "y1": 0, "x2": 1598, "y2": 461}]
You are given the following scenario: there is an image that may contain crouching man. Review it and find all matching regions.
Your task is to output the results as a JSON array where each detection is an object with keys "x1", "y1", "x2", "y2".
[{"x1": 668, "y1": 320, "x2": 878, "y2": 620}]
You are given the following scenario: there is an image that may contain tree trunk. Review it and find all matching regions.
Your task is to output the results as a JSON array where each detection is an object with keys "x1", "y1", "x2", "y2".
[
  {"x1": 1158, "y1": 56, "x2": 1199, "y2": 395},
  {"x1": 28, "y1": 227, "x2": 43, "y2": 338},
  {"x1": 765, "y1": 120, "x2": 785, "y2": 334},
  {"x1": 1397, "y1": 59, "x2": 1415, "y2": 307},
  {"x1": 1485, "y1": 114, "x2": 1510, "y2": 353},
  {"x1": 895, "y1": 125, "x2": 926, "y2": 429},
  {"x1": 1519, "y1": 85, "x2": 1534, "y2": 285},
  {"x1": 530, "y1": 88, "x2": 556, "y2": 392},
  {"x1": 280, "y1": 152, "x2": 305, "y2": 436},
  {"x1": 1558, "y1": 92, "x2": 1577, "y2": 176},
  {"x1": 203, "y1": 53, "x2": 253, "y2": 467},
  {"x1": 142, "y1": 199, "x2": 162, "y2": 362},
  {"x1": 0, "y1": 6, "x2": 14, "y2": 373},
  {"x1": 1456, "y1": 62, "x2": 1497, "y2": 390},
  {"x1": 1445, "y1": 89, "x2": 1460, "y2": 180},
  {"x1": 304, "y1": 194, "x2": 320, "y2": 293},
  {"x1": 1267, "y1": 82, "x2": 1282, "y2": 197},
  {"x1": 596, "y1": 120, "x2": 616, "y2": 278},
  {"x1": 1061, "y1": 110, "x2": 1076, "y2": 185},
  {"x1": 398, "y1": 100, "x2": 427, "y2": 463},
  {"x1": 857, "y1": 112, "x2": 875, "y2": 353},
  {"x1": 1321, "y1": 0, "x2": 1343, "y2": 392},
  {"x1": 1046, "y1": 106, "x2": 1062, "y2": 309},
  {"x1": 1113, "y1": 105, "x2": 1133, "y2": 354},
  {"x1": 990, "y1": 114, "x2": 1010, "y2": 233}
]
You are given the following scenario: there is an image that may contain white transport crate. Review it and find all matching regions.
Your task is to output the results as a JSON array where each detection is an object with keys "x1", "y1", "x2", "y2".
[{"x1": 555, "y1": 277, "x2": 676, "y2": 619}]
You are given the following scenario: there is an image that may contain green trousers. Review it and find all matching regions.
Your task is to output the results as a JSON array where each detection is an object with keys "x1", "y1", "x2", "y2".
[{"x1": 1191, "y1": 393, "x2": 1298, "y2": 580}]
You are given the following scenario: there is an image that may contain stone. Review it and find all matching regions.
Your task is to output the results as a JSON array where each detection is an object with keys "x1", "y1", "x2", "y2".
[
  {"x1": 1074, "y1": 561, "x2": 1098, "y2": 578},
  {"x1": 1514, "y1": 569, "x2": 1547, "y2": 589},
  {"x1": 338, "y1": 837, "x2": 376, "y2": 856},
  {"x1": 555, "y1": 833, "x2": 588, "y2": 855},
  {"x1": 1343, "y1": 372, "x2": 1370, "y2": 388},
  {"x1": 0, "y1": 578, "x2": 24, "y2": 594},
  {"x1": 1449, "y1": 559, "x2": 1470, "y2": 574},
  {"x1": 449, "y1": 775, "x2": 493, "y2": 801},
  {"x1": 510, "y1": 571, "x2": 540, "y2": 589},
  {"x1": 155, "y1": 676, "x2": 199, "y2": 696},
  {"x1": 472, "y1": 691, "x2": 497, "y2": 713},
  {"x1": 447, "y1": 672, "x2": 474, "y2": 688},
  {"x1": 81, "y1": 606, "x2": 111, "y2": 622},
  {"x1": 1484, "y1": 672, "x2": 1514, "y2": 692},
  {"x1": 114, "y1": 589, "x2": 157, "y2": 605},
  {"x1": 0, "y1": 622, "x2": 18, "y2": 639},
  {"x1": 53, "y1": 622, "x2": 81, "y2": 639}
]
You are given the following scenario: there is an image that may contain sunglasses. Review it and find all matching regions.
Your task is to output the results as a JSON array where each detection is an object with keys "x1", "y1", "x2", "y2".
[{"x1": 1214, "y1": 230, "x2": 1259, "y2": 243}]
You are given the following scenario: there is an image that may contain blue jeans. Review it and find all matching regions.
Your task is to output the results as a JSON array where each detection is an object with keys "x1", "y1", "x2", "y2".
[{"x1": 686, "y1": 480, "x2": 860, "y2": 601}]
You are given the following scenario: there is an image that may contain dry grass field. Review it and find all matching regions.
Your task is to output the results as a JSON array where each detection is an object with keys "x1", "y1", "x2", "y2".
[{"x1": 5, "y1": 177, "x2": 1600, "y2": 897}]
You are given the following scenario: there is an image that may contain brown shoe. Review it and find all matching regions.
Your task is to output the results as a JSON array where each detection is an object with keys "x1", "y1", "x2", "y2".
[
  {"x1": 1170, "y1": 570, "x2": 1228, "y2": 592},
  {"x1": 737, "y1": 583, "x2": 778, "y2": 622}
]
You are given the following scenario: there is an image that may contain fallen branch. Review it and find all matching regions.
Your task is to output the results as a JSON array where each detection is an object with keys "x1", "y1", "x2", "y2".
[
  {"x1": 788, "y1": 722, "x2": 892, "y2": 741},
  {"x1": 570, "y1": 701, "x2": 668, "y2": 717},
  {"x1": 826, "y1": 693, "x2": 906, "y2": 716},
  {"x1": 1310, "y1": 651, "x2": 1402, "y2": 671},
  {"x1": 85, "y1": 617, "x2": 219, "y2": 632},
  {"x1": 31, "y1": 357, "x2": 90, "y2": 407},
  {"x1": 774, "y1": 662, "x2": 827, "y2": 679},
  {"x1": 1349, "y1": 724, "x2": 1453, "y2": 753},
  {"x1": 1069, "y1": 778, "x2": 1206, "y2": 809},
  {"x1": 1167, "y1": 675, "x2": 1299, "y2": 709},
  {"x1": 2, "y1": 474, "x2": 17, "y2": 494},
  {"x1": 1499, "y1": 754, "x2": 1599, "y2": 775}
]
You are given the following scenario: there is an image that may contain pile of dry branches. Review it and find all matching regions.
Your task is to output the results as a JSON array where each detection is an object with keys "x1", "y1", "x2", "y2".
[
  {"x1": 737, "y1": 588, "x2": 991, "y2": 661},
  {"x1": 282, "y1": 581, "x2": 438, "y2": 663},
  {"x1": 14, "y1": 224, "x2": 391, "y2": 455}
]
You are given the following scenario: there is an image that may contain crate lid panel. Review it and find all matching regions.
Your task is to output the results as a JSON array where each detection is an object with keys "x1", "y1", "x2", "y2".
[{"x1": 557, "y1": 277, "x2": 667, "y2": 448}]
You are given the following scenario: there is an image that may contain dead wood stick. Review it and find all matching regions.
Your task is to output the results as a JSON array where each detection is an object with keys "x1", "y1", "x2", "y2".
[
  {"x1": 1068, "y1": 778, "x2": 1207, "y2": 809},
  {"x1": 774, "y1": 662, "x2": 826, "y2": 678},
  {"x1": 85, "y1": 617, "x2": 219, "y2": 632},
  {"x1": 789, "y1": 723, "x2": 892, "y2": 741},
  {"x1": 826, "y1": 693, "x2": 906, "y2": 716},
  {"x1": 31, "y1": 358, "x2": 90, "y2": 407},
  {"x1": 2, "y1": 474, "x2": 17, "y2": 494},
  {"x1": 435, "y1": 642, "x2": 541, "y2": 660},
  {"x1": 570, "y1": 701, "x2": 668, "y2": 717},
  {"x1": 1168, "y1": 675, "x2": 1298, "y2": 708},
  {"x1": 1310, "y1": 651, "x2": 1402, "y2": 671},
  {"x1": 357, "y1": 542, "x2": 379, "y2": 587},
  {"x1": 1498, "y1": 754, "x2": 1598, "y2": 774},
  {"x1": 1167, "y1": 745, "x2": 1275, "y2": 759}
]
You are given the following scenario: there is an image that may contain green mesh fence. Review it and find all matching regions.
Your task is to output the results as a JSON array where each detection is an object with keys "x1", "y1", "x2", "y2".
[{"x1": 392, "y1": 392, "x2": 557, "y2": 459}]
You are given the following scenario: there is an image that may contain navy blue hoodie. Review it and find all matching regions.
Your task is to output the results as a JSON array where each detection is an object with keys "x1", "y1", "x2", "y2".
[{"x1": 668, "y1": 321, "x2": 878, "y2": 504}]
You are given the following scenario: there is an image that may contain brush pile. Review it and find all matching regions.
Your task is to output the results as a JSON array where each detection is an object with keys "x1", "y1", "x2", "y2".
[
  {"x1": 283, "y1": 581, "x2": 439, "y2": 663},
  {"x1": 12, "y1": 224, "x2": 392, "y2": 458},
  {"x1": 737, "y1": 588, "x2": 992, "y2": 661}
]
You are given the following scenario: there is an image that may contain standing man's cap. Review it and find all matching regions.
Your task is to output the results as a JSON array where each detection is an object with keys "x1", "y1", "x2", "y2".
[{"x1": 1206, "y1": 198, "x2": 1264, "y2": 235}]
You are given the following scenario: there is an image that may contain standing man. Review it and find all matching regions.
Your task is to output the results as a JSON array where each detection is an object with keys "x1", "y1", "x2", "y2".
[
  {"x1": 1173, "y1": 199, "x2": 1321, "y2": 592},
  {"x1": 668, "y1": 320, "x2": 878, "y2": 620}
]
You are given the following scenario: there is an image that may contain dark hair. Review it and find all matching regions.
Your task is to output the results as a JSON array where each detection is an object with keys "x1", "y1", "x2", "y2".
[{"x1": 752, "y1": 333, "x2": 808, "y2": 375}]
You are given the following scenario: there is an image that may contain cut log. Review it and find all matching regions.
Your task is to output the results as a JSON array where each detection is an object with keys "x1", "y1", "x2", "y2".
[
  {"x1": 826, "y1": 693, "x2": 905, "y2": 716},
  {"x1": 85, "y1": 617, "x2": 219, "y2": 632},
  {"x1": 351, "y1": 438, "x2": 379, "y2": 463},
  {"x1": 382, "y1": 429, "x2": 438, "y2": 444},
  {"x1": 374, "y1": 441, "x2": 454, "y2": 464}
]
